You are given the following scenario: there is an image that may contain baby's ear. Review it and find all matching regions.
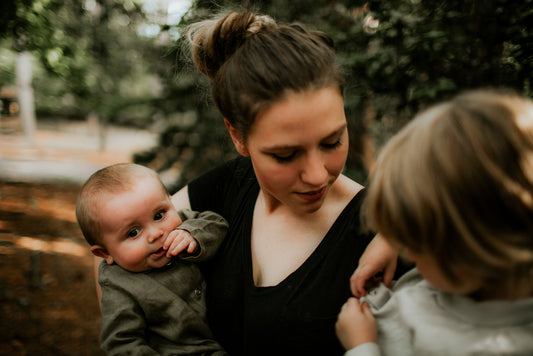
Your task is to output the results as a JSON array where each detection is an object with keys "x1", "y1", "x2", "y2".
[{"x1": 90, "y1": 245, "x2": 114, "y2": 265}]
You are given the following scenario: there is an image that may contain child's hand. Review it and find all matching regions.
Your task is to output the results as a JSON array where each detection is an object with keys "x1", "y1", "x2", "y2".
[
  {"x1": 335, "y1": 297, "x2": 377, "y2": 350},
  {"x1": 350, "y1": 234, "x2": 398, "y2": 297},
  {"x1": 163, "y1": 229, "x2": 199, "y2": 258}
]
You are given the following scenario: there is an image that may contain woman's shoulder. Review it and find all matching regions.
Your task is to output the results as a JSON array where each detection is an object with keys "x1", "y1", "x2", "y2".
[
  {"x1": 188, "y1": 155, "x2": 257, "y2": 214},
  {"x1": 192, "y1": 155, "x2": 254, "y2": 186},
  {"x1": 336, "y1": 174, "x2": 365, "y2": 200},
  {"x1": 329, "y1": 174, "x2": 365, "y2": 213}
]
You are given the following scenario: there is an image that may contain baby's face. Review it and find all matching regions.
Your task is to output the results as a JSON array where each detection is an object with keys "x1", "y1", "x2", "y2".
[{"x1": 97, "y1": 176, "x2": 182, "y2": 272}]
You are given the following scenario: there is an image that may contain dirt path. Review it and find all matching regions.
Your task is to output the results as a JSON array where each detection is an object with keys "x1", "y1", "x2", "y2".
[
  {"x1": 0, "y1": 181, "x2": 101, "y2": 355},
  {"x1": 0, "y1": 119, "x2": 158, "y2": 355},
  {"x1": 0, "y1": 117, "x2": 157, "y2": 184}
]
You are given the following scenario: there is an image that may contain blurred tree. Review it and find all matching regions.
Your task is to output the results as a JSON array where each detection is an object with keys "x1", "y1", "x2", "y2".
[
  {"x1": 335, "y1": 0, "x2": 533, "y2": 156},
  {"x1": 0, "y1": 0, "x2": 52, "y2": 140},
  {"x1": 133, "y1": 0, "x2": 240, "y2": 192},
  {"x1": 0, "y1": 0, "x2": 161, "y2": 132}
]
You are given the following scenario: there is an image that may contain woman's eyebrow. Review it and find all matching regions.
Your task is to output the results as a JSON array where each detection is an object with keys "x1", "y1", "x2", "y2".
[
  {"x1": 323, "y1": 124, "x2": 347, "y2": 140},
  {"x1": 262, "y1": 124, "x2": 347, "y2": 151}
]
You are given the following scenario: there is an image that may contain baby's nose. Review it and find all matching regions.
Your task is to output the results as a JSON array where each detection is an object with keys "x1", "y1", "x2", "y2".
[{"x1": 147, "y1": 226, "x2": 164, "y2": 243}]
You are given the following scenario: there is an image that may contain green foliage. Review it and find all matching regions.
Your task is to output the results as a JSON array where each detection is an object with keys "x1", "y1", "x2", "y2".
[
  {"x1": 1, "y1": 0, "x2": 163, "y2": 126},
  {"x1": 3, "y1": 0, "x2": 532, "y2": 189},
  {"x1": 335, "y1": 0, "x2": 533, "y2": 149},
  {"x1": 133, "y1": 37, "x2": 238, "y2": 192},
  {"x1": 0, "y1": 40, "x2": 17, "y2": 85}
]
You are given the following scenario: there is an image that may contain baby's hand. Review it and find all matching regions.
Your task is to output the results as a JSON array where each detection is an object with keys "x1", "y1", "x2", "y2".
[
  {"x1": 163, "y1": 229, "x2": 199, "y2": 258},
  {"x1": 335, "y1": 297, "x2": 377, "y2": 350}
]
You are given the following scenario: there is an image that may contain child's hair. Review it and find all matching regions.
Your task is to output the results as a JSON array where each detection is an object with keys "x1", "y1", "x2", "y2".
[
  {"x1": 364, "y1": 89, "x2": 533, "y2": 286},
  {"x1": 76, "y1": 163, "x2": 167, "y2": 246},
  {"x1": 185, "y1": 10, "x2": 344, "y2": 141}
]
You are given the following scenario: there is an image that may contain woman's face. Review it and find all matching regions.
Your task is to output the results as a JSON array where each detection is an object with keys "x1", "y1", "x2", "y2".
[{"x1": 241, "y1": 87, "x2": 349, "y2": 214}]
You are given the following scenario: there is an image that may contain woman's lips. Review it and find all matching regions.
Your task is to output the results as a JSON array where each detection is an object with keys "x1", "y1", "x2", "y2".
[{"x1": 297, "y1": 186, "x2": 326, "y2": 202}]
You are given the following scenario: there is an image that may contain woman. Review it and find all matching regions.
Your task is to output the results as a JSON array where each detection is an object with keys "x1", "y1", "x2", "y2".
[{"x1": 170, "y1": 10, "x2": 396, "y2": 355}]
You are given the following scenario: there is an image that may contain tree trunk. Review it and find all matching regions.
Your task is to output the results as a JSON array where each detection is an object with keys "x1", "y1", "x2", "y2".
[{"x1": 16, "y1": 51, "x2": 36, "y2": 142}]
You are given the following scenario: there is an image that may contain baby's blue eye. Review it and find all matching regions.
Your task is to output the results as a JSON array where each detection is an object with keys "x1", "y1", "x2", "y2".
[
  {"x1": 127, "y1": 228, "x2": 140, "y2": 238},
  {"x1": 154, "y1": 211, "x2": 165, "y2": 221}
]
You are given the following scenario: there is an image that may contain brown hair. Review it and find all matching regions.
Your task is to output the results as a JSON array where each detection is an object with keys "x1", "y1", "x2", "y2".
[
  {"x1": 364, "y1": 90, "x2": 533, "y2": 286},
  {"x1": 75, "y1": 163, "x2": 167, "y2": 246},
  {"x1": 186, "y1": 10, "x2": 344, "y2": 140}
]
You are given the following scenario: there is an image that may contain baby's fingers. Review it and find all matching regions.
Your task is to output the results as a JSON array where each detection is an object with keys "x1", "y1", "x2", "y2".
[
  {"x1": 163, "y1": 230, "x2": 179, "y2": 250},
  {"x1": 166, "y1": 234, "x2": 187, "y2": 257},
  {"x1": 187, "y1": 239, "x2": 198, "y2": 254}
]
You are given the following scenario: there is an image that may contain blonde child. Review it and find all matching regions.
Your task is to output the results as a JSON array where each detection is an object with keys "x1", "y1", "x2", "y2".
[
  {"x1": 76, "y1": 163, "x2": 228, "y2": 355},
  {"x1": 336, "y1": 90, "x2": 533, "y2": 355}
]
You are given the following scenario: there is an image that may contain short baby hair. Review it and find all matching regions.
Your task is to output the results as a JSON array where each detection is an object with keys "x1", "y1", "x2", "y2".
[
  {"x1": 76, "y1": 163, "x2": 167, "y2": 246},
  {"x1": 365, "y1": 90, "x2": 533, "y2": 285}
]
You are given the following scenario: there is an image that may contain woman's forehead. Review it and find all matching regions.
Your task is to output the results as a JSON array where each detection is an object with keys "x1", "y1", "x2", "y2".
[{"x1": 249, "y1": 87, "x2": 346, "y2": 145}]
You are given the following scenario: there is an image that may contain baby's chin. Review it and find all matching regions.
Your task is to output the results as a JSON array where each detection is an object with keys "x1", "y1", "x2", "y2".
[
  {"x1": 151, "y1": 247, "x2": 167, "y2": 260},
  {"x1": 147, "y1": 250, "x2": 173, "y2": 269}
]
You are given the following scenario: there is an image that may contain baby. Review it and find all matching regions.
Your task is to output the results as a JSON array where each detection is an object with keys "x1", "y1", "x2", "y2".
[{"x1": 76, "y1": 163, "x2": 228, "y2": 355}]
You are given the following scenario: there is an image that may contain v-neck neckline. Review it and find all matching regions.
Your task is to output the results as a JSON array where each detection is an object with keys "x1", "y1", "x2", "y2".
[{"x1": 243, "y1": 184, "x2": 364, "y2": 290}]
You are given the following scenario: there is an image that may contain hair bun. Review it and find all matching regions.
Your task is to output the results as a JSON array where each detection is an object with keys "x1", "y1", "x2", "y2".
[
  {"x1": 246, "y1": 14, "x2": 276, "y2": 35},
  {"x1": 188, "y1": 11, "x2": 276, "y2": 79}
]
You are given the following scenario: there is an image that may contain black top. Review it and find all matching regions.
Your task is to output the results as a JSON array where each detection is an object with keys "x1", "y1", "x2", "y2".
[{"x1": 188, "y1": 157, "x2": 375, "y2": 356}]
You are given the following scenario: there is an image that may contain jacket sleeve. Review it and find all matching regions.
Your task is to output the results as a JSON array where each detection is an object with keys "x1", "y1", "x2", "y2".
[
  {"x1": 99, "y1": 263, "x2": 160, "y2": 356},
  {"x1": 176, "y1": 209, "x2": 228, "y2": 261}
]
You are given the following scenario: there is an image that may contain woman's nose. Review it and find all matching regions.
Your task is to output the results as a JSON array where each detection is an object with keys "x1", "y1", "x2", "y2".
[{"x1": 300, "y1": 152, "x2": 328, "y2": 186}]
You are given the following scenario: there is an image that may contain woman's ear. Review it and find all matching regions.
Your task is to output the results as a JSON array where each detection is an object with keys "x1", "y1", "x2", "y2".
[
  {"x1": 224, "y1": 119, "x2": 249, "y2": 156},
  {"x1": 90, "y1": 245, "x2": 114, "y2": 265}
]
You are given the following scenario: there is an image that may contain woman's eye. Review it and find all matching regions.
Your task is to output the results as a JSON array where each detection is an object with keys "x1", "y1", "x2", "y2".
[
  {"x1": 127, "y1": 228, "x2": 140, "y2": 238},
  {"x1": 272, "y1": 152, "x2": 296, "y2": 163},
  {"x1": 322, "y1": 139, "x2": 342, "y2": 149},
  {"x1": 154, "y1": 211, "x2": 165, "y2": 221}
]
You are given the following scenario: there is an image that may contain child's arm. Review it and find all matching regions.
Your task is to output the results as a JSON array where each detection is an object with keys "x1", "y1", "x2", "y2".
[
  {"x1": 336, "y1": 297, "x2": 378, "y2": 353},
  {"x1": 350, "y1": 234, "x2": 399, "y2": 297},
  {"x1": 164, "y1": 209, "x2": 228, "y2": 261}
]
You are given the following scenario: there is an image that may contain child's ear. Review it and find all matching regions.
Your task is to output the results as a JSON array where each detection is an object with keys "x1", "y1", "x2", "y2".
[
  {"x1": 90, "y1": 245, "x2": 114, "y2": 265},
  {"x1": 224, "y1": 119, "x2": 249, "y2": 156}
]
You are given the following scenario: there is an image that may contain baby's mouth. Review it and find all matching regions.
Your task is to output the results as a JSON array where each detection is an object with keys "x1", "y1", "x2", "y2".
[{"x1": 151, "y1": 247, "x2": 166, "y2": 259}]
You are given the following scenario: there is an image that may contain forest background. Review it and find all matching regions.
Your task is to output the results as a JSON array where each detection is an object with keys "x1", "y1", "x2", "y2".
[{"x1": 3, "y1": 0, "x2": 532, "y2": 191}]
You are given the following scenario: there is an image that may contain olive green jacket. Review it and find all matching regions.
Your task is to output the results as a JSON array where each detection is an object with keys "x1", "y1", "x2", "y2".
[{"x1": 98, "y1": 209, "x2": 228, "y2": 356}]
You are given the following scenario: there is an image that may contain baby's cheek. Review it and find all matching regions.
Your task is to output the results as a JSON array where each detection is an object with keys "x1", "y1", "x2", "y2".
[{"x1": 173, "y1": 212, "x2": 183, "y2": 228}]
